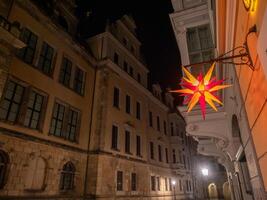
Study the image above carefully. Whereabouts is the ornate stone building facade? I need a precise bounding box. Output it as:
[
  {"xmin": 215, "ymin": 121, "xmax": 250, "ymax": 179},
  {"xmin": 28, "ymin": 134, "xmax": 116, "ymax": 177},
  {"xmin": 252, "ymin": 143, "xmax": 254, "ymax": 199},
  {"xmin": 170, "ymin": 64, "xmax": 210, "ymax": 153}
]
[{"xmin": 0, "ymin": 0, "xmax": 196, "ymax": 199}]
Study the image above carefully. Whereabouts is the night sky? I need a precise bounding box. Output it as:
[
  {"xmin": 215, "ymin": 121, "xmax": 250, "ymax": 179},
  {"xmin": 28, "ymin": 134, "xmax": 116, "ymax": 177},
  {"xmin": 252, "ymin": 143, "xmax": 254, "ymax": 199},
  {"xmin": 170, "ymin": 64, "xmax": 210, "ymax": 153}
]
[{"xmin": 77, "ymin": 0, "xmax": 182, "ymax": 101}]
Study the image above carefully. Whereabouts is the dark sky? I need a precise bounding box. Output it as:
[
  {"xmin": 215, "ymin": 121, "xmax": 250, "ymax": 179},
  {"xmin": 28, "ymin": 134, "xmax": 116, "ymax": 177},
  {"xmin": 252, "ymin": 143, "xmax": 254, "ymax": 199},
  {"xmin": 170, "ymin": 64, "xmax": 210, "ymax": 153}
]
[{"xmin": 76, "ymin": 0, "xmax": 182, "ymax": 93}]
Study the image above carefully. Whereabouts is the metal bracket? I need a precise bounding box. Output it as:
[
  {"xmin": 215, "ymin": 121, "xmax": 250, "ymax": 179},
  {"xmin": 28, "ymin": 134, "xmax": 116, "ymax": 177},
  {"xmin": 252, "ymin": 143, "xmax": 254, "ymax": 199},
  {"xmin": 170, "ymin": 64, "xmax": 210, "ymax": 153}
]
[{"xmin": 184, "ymin": 25, "xmax": 257, "ymax": 70}]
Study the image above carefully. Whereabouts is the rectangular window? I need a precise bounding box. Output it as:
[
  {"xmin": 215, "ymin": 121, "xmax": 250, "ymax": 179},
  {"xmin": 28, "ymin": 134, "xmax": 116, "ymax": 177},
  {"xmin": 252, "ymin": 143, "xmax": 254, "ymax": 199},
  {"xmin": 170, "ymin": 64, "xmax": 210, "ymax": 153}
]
[
  {"xmin": 17, "ymin": 28, "xmax": 38, "ymax": 64},
  {"xmin": 123, "ymin": 61, "xmax": 128, "ymax": 72},
  {"xmin": 123, "ymin": 37, "xmax": 127, "ymax": 46},
  {"xmin": 50, "ymin": 102, "xmax": 65, "ymax": 137},
  {"xmin": 158, "ymin": 145, "xmax": 162, "ymax": 162},
  {"xmin": 179, "ymin": 180, "xmax": 183, "ymax": 191},
  {"xmin": 113, "ymin": 87, "xmax": 120, "ymax": 108},
  {"xmin": 74, "ymin": 67, "xmax": 85, "ymax": 95},
  {"xmin": 136, "ymin": 101, "xmax": 141, "ymax": 119},
  {"xmin": 0, "ymin": 81, "xmax": 24, "ymax": 122},
  {"xmin": 163, "ymin": 120, "xmax": 167, "ymax": 135},
  {"xmin": 131, "ymin": 173, "xmax": 137, "ymax": 191},
  {"xmin": 169, "ymin": 178, "xmax": 172, "ymax": 191},
  {"xmin": 37, "ymin": 42, "xmax": 54, "ymax": 74},
  {"xmin": 126, "ymin": 95, "xmax": 131, "ymax": 114},
  {"xmin": 157, "ymin": 116, "xmax": 160, "ymax": 131},
  {"xmin": 149, "ymin": 111, "xmax": 153, "ymax": 127},
  {"xmin": 157, "ymin": 177, "xmax": 160, "ymax": 191},
  {"xmin": 111, "ymin": 125, "xmax": 118, "ymax": 150},
  {"xmin": 136, "ymin": 135, "xmax": 141, "ymax": 156},
  {"xmin": 117, "ymin": 171, "xmax": 123, "ymax": 191},
  {"xmin": 186, "ymin": 24, "xmax": 214, "ymax": 76},
  {"xmin": 173, "ymin": 149, "xmax": 176, "ymax": 163},
  {"xmin": 150, "ymin": 142, "xmax": 154, "ymax": 159},
  {"xmin": 49, "ymin": 103, "xmax": 80, "ymax": 142},
  {"xmin": 129, "ymin": 66, "xmax": 133, "ymax": 76},
  {"xmin": 165, "ymin": 177, "xmax": 168, "ymax": 191},
  {"xmin": 137, "ymin": 73, "xmax": 141, "ymax": 83},
  {"xmin": 151, "ymin": 176, "xmax": 156, "ymax": 191},
  {"xmin": 114, "ymin": 52, "xmax": 119, "ymax": 64},
  {"xmin": 171, "ymin": 122, "xmax": 174, "ymax": 136},
  {"xmin": 125, "ymin": 130, "xmax": 130, "ymax": 154},
  {"xmin": 165, "ymin": 148, "xmax": 169, "ymax": 163},
  {"xmin": 24, "ymin": 91, "xmax": 44, "ymax": 129},
  {"xmin": 59, "ymin": 57, "xmax": 72, "ymax": 87},
  {"xmin": 66, "ymin": 109, "xmax": 79, "ymax": 142}
]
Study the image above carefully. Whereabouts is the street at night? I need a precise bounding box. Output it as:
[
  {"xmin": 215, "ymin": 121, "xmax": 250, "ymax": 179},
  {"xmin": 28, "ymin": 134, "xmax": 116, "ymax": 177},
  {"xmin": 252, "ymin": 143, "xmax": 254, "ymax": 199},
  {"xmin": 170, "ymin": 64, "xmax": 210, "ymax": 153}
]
[{"xmin": 0, "ymin": 0, "xmax": 266, "ymax": 199}]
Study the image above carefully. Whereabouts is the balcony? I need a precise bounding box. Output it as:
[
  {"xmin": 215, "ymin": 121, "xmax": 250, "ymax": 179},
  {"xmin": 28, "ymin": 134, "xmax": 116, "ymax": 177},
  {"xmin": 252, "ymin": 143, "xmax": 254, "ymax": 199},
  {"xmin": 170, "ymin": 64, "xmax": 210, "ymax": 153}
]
[{"xmin": 0, "ymin": 15, "xmax": 25, "ymax": 48}]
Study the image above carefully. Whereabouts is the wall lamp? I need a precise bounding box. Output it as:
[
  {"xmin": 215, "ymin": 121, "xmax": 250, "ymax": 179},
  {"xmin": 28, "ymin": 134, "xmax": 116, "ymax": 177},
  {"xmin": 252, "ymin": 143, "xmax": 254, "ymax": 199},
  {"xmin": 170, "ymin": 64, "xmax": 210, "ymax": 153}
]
[{"xmin": 183, "ymin": 25, "xmax": 257, "ymax": 71}]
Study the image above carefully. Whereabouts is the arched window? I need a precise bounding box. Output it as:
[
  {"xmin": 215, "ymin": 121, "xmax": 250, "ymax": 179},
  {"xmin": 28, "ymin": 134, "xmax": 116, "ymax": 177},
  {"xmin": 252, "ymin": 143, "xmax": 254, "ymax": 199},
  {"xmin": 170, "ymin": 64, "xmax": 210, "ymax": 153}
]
[
  {"xmin": 60, "ymin": 161, "xmax": 75, "ymax": 191},
  {"xmin": 0, "ymin": 150, "xmax": 9, "ymax": 189}
]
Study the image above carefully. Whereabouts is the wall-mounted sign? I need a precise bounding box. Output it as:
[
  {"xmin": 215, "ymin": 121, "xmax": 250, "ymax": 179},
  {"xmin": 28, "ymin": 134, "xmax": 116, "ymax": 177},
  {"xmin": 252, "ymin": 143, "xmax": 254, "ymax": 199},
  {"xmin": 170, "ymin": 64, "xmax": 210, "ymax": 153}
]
[
  {"xmin": 170, "ymin": 63, "xmax": 231, "ymax": 120},
  {"xmin": 243, "ymin": 0, "xmax": 256, "ymax": 12}
]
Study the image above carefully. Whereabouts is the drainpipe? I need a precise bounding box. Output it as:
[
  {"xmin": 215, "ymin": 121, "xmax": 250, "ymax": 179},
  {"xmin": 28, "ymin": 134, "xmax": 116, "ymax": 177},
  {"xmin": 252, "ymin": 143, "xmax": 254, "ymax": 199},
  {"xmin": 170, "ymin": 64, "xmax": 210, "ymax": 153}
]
[
  {"xmin": 83, "ymin": 35, "xmax": 104, "ymax": 199},
  {"xmin": 83, "ymin": 62, "xmax": 98, "ymax": 199}
]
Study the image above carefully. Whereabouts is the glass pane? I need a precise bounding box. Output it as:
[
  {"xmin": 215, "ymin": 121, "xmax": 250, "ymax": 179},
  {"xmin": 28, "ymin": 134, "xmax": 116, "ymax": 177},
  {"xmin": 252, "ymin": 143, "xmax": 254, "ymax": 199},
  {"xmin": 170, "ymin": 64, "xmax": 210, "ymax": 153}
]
[
  {"xmin": 7, "ymin": 112, "xmax": 16, "ymax": 122},
  {"xmin": 198, "ymin": 25, "xmax": 213, "ymax": 49},
  {"xmin": 187, "ymin": 28, "xmax": 200, "ymax": 52},
  {"xmin": 30, "ymin": 119, "xmax": 38, "ymax": 129}
]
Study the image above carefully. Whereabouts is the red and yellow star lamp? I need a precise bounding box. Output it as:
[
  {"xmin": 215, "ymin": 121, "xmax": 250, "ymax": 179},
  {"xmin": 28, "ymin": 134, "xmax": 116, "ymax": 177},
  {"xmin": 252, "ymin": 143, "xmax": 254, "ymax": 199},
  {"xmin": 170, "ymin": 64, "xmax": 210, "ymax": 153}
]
[{"xmin": 170, "ymin": 63, "xmax": 231, "ymax": 119}]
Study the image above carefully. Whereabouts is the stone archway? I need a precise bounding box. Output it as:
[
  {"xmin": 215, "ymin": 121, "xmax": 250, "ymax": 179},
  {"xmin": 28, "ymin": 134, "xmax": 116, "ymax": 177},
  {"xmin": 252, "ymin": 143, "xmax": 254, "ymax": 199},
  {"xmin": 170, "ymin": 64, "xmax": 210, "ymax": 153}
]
[{"xmin": 208, "ymin": 183, "xmax": 218, "ymax": 199}]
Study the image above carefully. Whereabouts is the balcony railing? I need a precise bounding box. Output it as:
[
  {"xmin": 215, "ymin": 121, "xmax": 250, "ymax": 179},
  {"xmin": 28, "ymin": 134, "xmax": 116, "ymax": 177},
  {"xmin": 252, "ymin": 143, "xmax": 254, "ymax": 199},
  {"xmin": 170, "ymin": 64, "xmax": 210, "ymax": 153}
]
[
  {"xmin": 0, "ymin": 15, "xmax": 25, "ymax": 48},
  {"xmin": 0, "ymin": 15, "xmax": 21, "ymax": 38}
]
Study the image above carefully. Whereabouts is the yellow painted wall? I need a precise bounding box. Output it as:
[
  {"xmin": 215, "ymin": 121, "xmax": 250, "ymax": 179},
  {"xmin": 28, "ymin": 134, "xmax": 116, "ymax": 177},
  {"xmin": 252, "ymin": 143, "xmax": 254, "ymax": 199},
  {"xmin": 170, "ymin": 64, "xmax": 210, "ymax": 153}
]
[{"xmin": 234, "ymin": 0, "xmax": 267, "ymax": 191}]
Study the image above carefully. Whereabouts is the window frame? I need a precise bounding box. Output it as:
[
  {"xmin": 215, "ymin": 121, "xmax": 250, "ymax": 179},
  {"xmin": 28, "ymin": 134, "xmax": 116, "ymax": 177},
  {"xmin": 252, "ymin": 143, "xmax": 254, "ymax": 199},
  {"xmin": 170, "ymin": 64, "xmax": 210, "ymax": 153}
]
[
  {"xmin": 116, "ymin": 171, "xmax": 123, "ymax": 191},
  {"xmin": 59, "ymin": 161, "xmax": 75, "ymax": 192},
  {"xmin": 17, "ymin": 27, "xmax": 38, "ymax": 64},
  {"xmin": 59, "ymin": 56, "xmax": 73, "ymax": 88},
  {"xmin": 113, "ymin": 87, "xmax": 120, "ymax": 108},
  {"xmin": 111, "ymin": 125, "xmax": 119, "ymax": 150},
  {"xmin": 49, "ymin": 100, "xmax": 81, "ymax": 142},
  {"xmin": 125, "ymin": 95, "xmax": 131, "ymax": 114},
  {"xmin": 37, "ymin": 41, "xmax": 55, "ymax": 75},
  {"xmin": 73, "ymin": 66, "xmax": 86, "ymax": 95}
]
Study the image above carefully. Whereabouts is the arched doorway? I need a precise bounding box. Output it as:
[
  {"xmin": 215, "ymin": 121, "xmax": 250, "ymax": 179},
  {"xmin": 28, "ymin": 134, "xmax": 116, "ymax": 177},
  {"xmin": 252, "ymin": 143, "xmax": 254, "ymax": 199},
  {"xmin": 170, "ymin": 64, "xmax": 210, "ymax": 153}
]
[
  {"xmin": 208, "ymin": 183, "xmax": 218, "ymax": 199},
  {"xmin": 223, "ymin": 182, "xmax": 231, "ymax": 200}
]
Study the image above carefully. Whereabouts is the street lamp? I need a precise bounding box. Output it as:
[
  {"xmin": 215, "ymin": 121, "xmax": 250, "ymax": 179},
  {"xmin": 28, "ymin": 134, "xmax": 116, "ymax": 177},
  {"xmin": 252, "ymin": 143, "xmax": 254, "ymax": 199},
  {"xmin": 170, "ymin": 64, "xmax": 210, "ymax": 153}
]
[
  {"xmin": 201, "ymin": 168, "xmax": 209, "ymax": 176},
  {"xmin": 172, "ymin": 180, "xmax": 176, "ymax": 200}
]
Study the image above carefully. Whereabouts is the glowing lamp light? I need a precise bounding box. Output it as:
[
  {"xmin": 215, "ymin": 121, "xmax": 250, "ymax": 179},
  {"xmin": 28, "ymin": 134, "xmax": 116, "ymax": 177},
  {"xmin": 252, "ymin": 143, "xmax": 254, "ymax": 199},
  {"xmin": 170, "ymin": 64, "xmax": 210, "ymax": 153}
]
[
  {"xmin": 201, "ymin": 168, "xmax": 209, "ymax": 176},
  {"xmin": 172, "ymin": 180, "xmax": 176, "ymax": 185},
  {"xmin": 170, "ymin": 63, "xmax": 231, "ymax": 119},
  {"xmin": 243, "ymin": 0, "xmax": 257, "ymax": 12}
]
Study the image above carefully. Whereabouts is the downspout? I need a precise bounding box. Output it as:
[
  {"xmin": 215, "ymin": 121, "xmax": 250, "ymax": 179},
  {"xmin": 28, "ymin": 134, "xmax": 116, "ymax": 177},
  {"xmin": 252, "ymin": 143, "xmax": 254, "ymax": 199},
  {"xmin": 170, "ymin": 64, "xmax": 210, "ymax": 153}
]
[
  {"xmin": 83, "ymin": 36, "xmax": 104, "ymax": 199},
  {"xmin": 83, "ymin": 62, "xmax": 97, "ymax": 199}
]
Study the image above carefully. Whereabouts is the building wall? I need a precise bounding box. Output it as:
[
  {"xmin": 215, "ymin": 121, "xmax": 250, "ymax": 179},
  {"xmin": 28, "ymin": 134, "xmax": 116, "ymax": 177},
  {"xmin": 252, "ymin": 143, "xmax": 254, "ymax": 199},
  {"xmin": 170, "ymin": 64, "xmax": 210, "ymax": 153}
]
[
  {"xmin": 0, "ymin": 0, "xmax": 95, "ymax": 199},
  {"xmin": 0, "ymin": 1, "xmax": 197, "ymax": 200},
  {"xmin": 231, "ymin": 0, "xmax": 267, "ymax": 195},
  {"xmin": 87, "ymin": 16, "xmax": 195, "ymax": 199}
]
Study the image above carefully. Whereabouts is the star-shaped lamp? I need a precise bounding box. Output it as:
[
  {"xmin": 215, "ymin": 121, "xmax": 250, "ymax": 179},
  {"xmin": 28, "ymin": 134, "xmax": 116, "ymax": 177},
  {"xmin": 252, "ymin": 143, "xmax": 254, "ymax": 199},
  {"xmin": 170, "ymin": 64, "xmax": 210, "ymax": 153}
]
[{"xmin": 170, "ymin": 63, "xmax": 231, "ymax": 119}]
